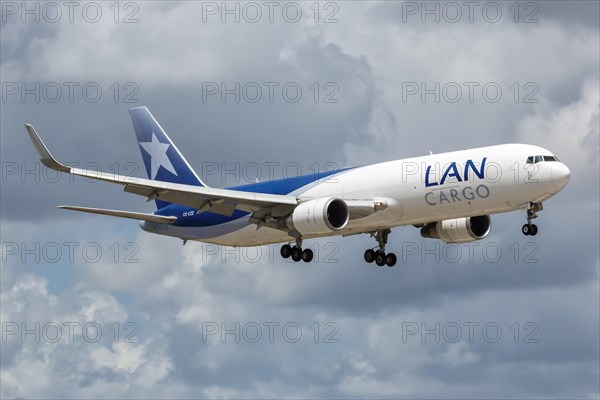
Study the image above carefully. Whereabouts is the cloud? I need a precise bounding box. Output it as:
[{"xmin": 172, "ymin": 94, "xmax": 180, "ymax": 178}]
[
  {"xmin": 1, "ymin": 1, "xmax": 599, "ymax": 398},
  {"xmin": 517, "ymin": 77, "xmax": 599, "ymax": 188}
]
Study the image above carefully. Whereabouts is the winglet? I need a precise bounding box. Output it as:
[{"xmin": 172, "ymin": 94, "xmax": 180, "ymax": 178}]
[{"xmin": 24, "ymin": 124, "xmax": 70, "ymax": 172}]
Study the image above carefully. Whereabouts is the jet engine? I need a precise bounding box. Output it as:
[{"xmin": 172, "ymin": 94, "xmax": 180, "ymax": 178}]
[
  {"xmin": 287, "ymin": 197, "xmax": 349, "ymax": 235},
  {"xmin": 420, "ymin": 215, "xmax": 491, "ymax": 243}
]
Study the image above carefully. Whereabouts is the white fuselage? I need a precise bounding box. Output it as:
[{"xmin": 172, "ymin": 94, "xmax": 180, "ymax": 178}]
[{"xmin": 144, "ymin": 143, "xmax": 570, "ymax": 246}]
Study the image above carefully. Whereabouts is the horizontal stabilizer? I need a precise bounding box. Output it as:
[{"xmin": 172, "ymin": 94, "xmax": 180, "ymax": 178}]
[{"xmin": 58, "ymin": 205, "xmax": 177, "ymax": 224}]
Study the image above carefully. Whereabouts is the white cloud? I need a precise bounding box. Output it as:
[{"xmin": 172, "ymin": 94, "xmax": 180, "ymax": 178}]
[{"xmin": 517, "ymin": 77, "xmax": 599, "ymax": 175}]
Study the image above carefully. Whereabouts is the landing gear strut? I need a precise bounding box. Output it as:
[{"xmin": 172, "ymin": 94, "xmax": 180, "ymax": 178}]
[
  {"xmin": 280, "ymin": 237, "xmax": 313, "ymax": 263},
  {"xmin": 522, "ymin": 202, "xmax": 542, "ymax": 236},
  {"xmin": 364, "ymin": 229, "xmax": 397, "ymax": 267}
]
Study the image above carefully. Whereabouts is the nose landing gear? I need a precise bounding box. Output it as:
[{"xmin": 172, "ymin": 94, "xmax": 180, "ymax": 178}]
[{"xmin": 522, "ymin": 202, "xmax": 542, "ymax": 236}]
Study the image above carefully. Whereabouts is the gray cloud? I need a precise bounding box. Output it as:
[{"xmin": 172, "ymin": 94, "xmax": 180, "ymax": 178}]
[{"xmin": 1, "ymin": 1, "xmax": 599, "ymax": 399}]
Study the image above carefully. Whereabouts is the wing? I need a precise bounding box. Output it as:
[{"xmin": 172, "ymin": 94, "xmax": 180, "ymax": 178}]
[
  {"xmin": 25, "ymin": 124, "xmax": 298, "ymax": 216},
  {"xmin": 58, "ymin": 205, "xmax": 178, "ymax": 223}
]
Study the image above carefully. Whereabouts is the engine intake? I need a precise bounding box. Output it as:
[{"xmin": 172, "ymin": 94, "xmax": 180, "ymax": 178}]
[
  {"xmin": 287, "ymin": 197, "xmax": 349, "ymax": 235},
  {"xmin": 421, "ymin": 215, "xmax": 491, "ymax": 243}
]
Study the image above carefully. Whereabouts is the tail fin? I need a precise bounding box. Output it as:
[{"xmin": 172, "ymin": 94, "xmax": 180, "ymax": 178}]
[{"xmin": 129, "ymin": 106, "xmax": 205, "ymax": 209}]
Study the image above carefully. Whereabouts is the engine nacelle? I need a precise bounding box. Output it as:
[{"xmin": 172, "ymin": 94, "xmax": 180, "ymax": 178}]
[
  {"xmin": 420, "ymin": 215, "xmax": 491, "ymax": 243},
  {"xmin": 287, "ymin": 197, "xmax": 349, "ymax": 235}
]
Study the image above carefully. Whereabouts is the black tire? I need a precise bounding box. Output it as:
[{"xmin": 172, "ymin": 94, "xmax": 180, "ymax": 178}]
[
  {"xmin": 302, "ymin": 249, "xmax": 314, "ymax": 263},
  {"xmin": 522, "ymin": 224, "xmax": 531, "ymax": 235},
  {"xmin": 364, "ymin": 249, "xmax": 376, "ymax": 263},
  {"xmin": 385, "ymin": 253, "xmax": 397, "ymax": 267},
  {"xmin": 530, "ymin": 224, "xmax": 538, "ymax": 236},
  {"xmin": 375, "ymin": 252, "xmax": 386, "ymax": 267},
  {"xmin": 280, "ymin": 244, "xmax": 292, "ymax": 258},
  {"xmin": 291, "ymin": 246, "xmax": 302, "ymax": 262}
]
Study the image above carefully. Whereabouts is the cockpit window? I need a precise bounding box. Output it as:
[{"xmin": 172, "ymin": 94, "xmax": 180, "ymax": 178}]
[{"xmin": 527, "ymin": 155, "xmax": 560, "ymax": 164}]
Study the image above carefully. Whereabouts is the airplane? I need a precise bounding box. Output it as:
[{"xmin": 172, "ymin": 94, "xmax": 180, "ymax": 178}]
[{"xmin": 24, "ymin": 106, "xmax": 571, "ymax": 267}]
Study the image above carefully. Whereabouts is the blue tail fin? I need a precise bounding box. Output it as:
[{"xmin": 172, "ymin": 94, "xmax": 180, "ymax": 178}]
[{"xmin": 129, "ymin": 106, "xmax": 205, "ymax": 209}]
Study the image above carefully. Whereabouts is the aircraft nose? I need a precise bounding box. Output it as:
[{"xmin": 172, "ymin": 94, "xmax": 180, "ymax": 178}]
[{"xmin": 551, "ymin": 162, "xmax": 571, "ymax": 190}]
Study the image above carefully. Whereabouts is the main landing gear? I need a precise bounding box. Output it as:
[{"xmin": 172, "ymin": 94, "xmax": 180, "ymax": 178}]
[
  {"xmin": 364, "ymin": 229, "xmax": 397, "ymax": 267},
  {"xmin": 522, "ymin": 202, "xmax": 542, "ymax": 236},
  {"xmin": 280, "ymin": 238, "xmax": 313, "ymax": 263}
]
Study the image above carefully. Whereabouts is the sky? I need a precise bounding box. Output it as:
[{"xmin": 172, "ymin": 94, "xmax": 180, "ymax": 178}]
[{"xmin": 1, "ymin": 1, "xmax": 599, "ymax": 398}]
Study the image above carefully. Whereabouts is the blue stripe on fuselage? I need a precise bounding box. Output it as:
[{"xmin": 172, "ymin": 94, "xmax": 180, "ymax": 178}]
[{"xmin": 155, "ymin": 168, "xmax": 353, "ymax": 227}]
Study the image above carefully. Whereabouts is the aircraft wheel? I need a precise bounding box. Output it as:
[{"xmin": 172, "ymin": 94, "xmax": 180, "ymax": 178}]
[
  {"xmin": 364, "ymin": 249, "xmax": 376, "ymax": 263},
  {"xmin": 530, "ymin": 224, "xmax": 538, "ymax": 236},
  {"xmin": 280, "ymin": 244, "xmax": 292, "ymax": 258},
  {"xmin": 375, "ymin": 252, "xmax": 386, "ymax": 267},
  {"xmin": 302, "ymin": 249, "xmax": 314, "ymax": 263},
  {"xmin": 385, "ymin": 253, "xmax": 397, "ymax": 267},
  {"xmin": 522, "ymin": 224, "xmax": 531, "ymax": 236},
  {"xmin": 291, "ymin": 246, "xmax": 302, "ymax": 262}
]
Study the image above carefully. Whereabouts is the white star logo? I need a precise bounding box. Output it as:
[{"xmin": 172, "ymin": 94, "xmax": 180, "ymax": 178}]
[{"xmin": 139, "ymin": 132, "xmax": 178, "ymax": 179}]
